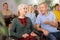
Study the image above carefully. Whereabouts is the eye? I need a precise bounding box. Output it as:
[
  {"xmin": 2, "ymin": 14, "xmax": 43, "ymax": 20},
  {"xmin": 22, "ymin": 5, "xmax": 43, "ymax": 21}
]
[{"xmin": 23, "ymin": 8, "xmax": 27, "ymax": 10}]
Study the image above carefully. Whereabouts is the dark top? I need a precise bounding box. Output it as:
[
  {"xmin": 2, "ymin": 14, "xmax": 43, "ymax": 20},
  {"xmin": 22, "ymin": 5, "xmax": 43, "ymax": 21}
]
[
  {"xmin": 18, "ymin": 17, "xmax": 27, "ymax": 26},
  {"xmin": 10, "ymin": 17, "xmax": 35, "ymax": 38}
]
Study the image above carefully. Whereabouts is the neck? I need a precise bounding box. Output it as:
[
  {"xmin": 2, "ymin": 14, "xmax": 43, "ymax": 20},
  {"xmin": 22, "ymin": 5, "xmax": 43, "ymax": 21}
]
[
  {"xmin": 56, "ymin": 10, "xmax": 59, "ymax": 11},
  {"xmin": 18, "ymin": 15, "xmax": 25, "ymax": 19},
  {"xmin": 4, "ymin": 9, "xmax": 8, "ymax": 11},
  {"xmin": 28, "ymin": 11, "xmax": 32, "ymax": 13},
  {"xmin": 43, "ymin": 11, "xmax": 48, "ymax": 16}
]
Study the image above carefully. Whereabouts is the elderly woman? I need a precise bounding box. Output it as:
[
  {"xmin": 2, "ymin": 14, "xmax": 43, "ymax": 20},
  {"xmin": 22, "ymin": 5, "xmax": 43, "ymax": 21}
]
[{"xmin": 10, "ymin": 4, "xmax": 37, "ymax": 40}]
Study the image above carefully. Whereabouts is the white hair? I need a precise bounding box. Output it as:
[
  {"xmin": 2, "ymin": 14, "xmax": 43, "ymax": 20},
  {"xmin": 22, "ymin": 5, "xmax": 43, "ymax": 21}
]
[
  {"xmin": 17, "ymin": 4, "xmax": 27, "ymax": 12},
  {"xmin": 39, "ymin": 2, "xmax": 48, "ymax": 7},
  {"xmin": 16, "ymin": 4, "xmax": 27, "ymax": 16}
]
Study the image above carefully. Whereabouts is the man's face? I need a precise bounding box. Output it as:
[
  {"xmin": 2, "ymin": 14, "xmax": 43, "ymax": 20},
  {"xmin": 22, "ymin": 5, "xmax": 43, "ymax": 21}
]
[
  {"xmin": 34, "ymin": 6, "xmax": 37, "ymax": 10},
  {"xmin": 39, "ymin": 4, "xmax": 48, "ymax": 14},
  {"xmin": 28, "ymin": 5, "xmax": 33, "ymax": 12}
]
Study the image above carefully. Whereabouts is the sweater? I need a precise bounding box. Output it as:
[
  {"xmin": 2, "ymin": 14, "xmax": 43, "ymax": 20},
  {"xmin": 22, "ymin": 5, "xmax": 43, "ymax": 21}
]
[{"xmin": 10, "ymin": 17, "xmax": 35, "ymax": 38}]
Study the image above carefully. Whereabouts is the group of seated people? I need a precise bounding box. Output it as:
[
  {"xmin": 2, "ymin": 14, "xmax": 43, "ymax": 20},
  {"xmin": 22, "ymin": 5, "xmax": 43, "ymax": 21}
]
[{"xmin": 0, "ymin": 2, "xmax": 60, "ymax": 40}]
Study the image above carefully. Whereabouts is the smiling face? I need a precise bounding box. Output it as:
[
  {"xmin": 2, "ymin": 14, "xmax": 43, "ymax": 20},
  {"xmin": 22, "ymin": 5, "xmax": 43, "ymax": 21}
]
[
  {"xmin": 55, "ymin": 5, "xmax": 60, "ymax": 11},
  {"xmin": 39, "ymin": 3, "xmax": 48, "ymax": 14},
  {"xmin": 54, "ymin": 4, "xmax": 60, "ymax": 11},
  {"xmin": 18, "ymin": 4, "xmax": 27, "ymax": 16},
  {"xmin": 20, "ymin": 7, "xmax": 27, "ymax": 15}
]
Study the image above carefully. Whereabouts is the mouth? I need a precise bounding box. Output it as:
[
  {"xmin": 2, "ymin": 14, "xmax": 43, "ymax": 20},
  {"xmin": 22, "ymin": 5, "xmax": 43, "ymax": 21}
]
[{"xmin": 25, "ymin": 11, "xmax": 27, "ymax": 13}]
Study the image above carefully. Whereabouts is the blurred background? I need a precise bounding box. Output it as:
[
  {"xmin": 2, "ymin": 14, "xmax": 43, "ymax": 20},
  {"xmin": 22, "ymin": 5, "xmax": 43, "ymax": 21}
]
[{"xmin": 0, "ymin": 0, "xmax": 60, "ymax": 14}]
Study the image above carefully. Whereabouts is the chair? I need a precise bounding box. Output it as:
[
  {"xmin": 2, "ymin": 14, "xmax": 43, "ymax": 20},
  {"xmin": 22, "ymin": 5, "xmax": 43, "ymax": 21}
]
[
  {"xmin": 34, "ymin": 31, "xmax": 46, "ymax": 40},
  {"xmin": 57, "ymin": 22, "xmax": 60, "ymax": 30}
]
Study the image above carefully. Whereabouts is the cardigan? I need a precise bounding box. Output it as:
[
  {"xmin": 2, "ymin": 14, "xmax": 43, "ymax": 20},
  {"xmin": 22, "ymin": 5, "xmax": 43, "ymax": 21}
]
[
  {"xmin": 10, "ymin": 17, "xmax": 35, "ymax": 38},
  {"xmin": 18, "ymin": 18, "xmax": 27, "ymax": 26}
]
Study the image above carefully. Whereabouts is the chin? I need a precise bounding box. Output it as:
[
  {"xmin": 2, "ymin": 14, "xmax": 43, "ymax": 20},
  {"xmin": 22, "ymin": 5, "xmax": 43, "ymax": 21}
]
[
  {"xmin": 23, "ymin": 13, "xmax": 26, "ymax": 15},
  {"xmin": 41, "ymin": 12, "xmax": 44, "ymax": 14}
]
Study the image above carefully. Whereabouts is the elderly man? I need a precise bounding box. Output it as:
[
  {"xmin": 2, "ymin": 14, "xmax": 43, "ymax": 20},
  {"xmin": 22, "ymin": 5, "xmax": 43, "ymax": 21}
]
[{"xmin": 35, "ymin": 2, "xmax": 60, "ymax": 40}]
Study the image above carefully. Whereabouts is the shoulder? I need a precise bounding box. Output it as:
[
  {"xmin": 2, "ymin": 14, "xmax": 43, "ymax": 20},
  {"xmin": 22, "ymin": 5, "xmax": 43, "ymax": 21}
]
[
  {"xmin": 12, "ymin": 17, "xmax": 18, "ymax": 22},
  {"xmin": 49, "ymin": 11, "xmax": 55, "ymax": 16},
  {"xmin": 49, "ymin": 11, "xmax": 56, "ymax": 18},
  {"xmin": 26, "ymin": 17, "xmax": 32, "ymax": 22},
  {"xmin": 25, "ymin": 13, "xmax": 29, "ymax": 16},
  {"xmin": 37, "ymin": 13, "xmax": 41, "ymax": 18},
  {"xmin": 32, "ymin": 12, "xmax": 35, "ymax": 15},
  {"xmin": 0, "ymin": 12, "xmax": 4, "ymax": 18},
  {"xmin": 8, "ymin": 10, "xmax": 12, "ymax": 12},
  {"xmin": 26, "ymin": 17, "xmax": 31, "ymax": 20},
  {"xmin": 8, "ymin": 10, "xmax": 12, "ymax": 14}
]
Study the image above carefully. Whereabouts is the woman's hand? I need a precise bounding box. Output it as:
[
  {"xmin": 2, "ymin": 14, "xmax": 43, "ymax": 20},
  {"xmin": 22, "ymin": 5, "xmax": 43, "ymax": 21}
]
[
  {"xmin": 30, "ymin": 32, "xmax": 37, "ymax": 36},
  {"xmin": 22, "ymin": 33, "xmax": 29, "ymax": 38}
]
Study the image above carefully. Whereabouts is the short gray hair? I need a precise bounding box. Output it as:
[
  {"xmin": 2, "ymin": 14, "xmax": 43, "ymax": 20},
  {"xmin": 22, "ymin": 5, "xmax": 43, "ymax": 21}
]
[{"xmin": 39, "ymin": 2, "xmax": 48, "ymax": 7}]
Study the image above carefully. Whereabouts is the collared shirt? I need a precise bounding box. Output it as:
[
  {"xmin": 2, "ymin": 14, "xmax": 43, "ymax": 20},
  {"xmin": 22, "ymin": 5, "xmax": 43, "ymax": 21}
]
[
  {"xmin": 35, "ymin": 11, "xmax": 59, "ymax": 32},
  {"xmin": 25, "ymin": 12, "xmax": 36, "ymax": 26}
]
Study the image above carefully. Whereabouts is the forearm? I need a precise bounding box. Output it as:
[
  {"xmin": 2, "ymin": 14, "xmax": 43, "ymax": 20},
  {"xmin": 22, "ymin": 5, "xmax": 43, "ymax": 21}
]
[
  {"xmin": 49, "ymin": 22, "xmax": 58, "ymax": 27},
  {"xmin": 36, "ymin": 27, "xmax": 45, "ymax": 32},
  {"xmin": 10, "ymin": 32, "xmax": 22, "ymax": 38}
]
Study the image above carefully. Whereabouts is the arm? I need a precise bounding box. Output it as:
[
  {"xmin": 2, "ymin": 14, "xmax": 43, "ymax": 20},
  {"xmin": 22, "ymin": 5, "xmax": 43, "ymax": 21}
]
[
  {"xmin": 43, "ymin": 19, "xmax": 58, "ymax": 27},
  {"xmin": 35, "ymin": 24, "xmax": 49, "ymax": 36},
  {"xmin": 10, "ymin": 18, "xmax": 23, "ymax": 38},
  {"xmin": 10, "ymin": 18, "xmax": 25, "ymax": 38},
  {"xmin": 35, "ymin": 14, "xmax": 49, "ymax": 36},
  {"xmin": 49, "ymin": 19, "xmax": 58, "ymax": 27},
  {"xmin": 50, "ymin": 13, "xmax": 58, "ymax": 27},
  {"xmin": 10, "ymin": 19, "xmax": 18, "ymax": 37},
  {"xmin": 43, "ymin": 13, "xmax": 58, "ymax": 27}
]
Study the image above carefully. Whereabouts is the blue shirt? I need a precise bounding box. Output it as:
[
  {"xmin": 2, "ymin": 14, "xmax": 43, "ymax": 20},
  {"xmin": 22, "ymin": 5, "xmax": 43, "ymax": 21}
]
[
  {"xmin": 35, "ymin": 11, "xmax": 59, "ymax": 32},
  {"xmin": 25, "ymin": 12, "xmax": 36, "ymax": 25}
]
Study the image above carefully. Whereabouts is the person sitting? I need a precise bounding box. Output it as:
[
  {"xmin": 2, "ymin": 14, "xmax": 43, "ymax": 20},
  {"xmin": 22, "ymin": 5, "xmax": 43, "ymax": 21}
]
[
  {"xmin": 35, "ymin": 2, "xmax": 60, "ymax": 40},
  {"xmin": 10, "ymin": 4, "xmax": 37, "ymax": 40},
  {"xmin": 53, "ymin": 4, "xmax": 60, "ymax": 29}
]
